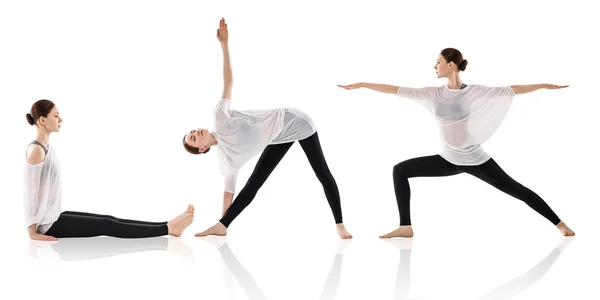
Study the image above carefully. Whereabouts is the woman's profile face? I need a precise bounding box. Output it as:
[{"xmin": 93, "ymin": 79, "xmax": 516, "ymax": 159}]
[
  {"xmin": 434, "ymin": 54, "xmax": 452, "ymax": 79},
  {"xmin": 41, "ymin": 106, "xmax": 63, "ymax": 132}
]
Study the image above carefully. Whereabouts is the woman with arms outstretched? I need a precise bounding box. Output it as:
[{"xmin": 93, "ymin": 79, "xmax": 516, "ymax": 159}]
[{"xmin": 339, "ymin": 48, "xmax": 575, "ymax": 238}]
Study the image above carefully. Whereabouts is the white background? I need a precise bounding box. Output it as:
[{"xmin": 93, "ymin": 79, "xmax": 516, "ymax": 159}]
[{"xmin": 1, "ymin": 0, "xmax": 598, "ymax": 299}]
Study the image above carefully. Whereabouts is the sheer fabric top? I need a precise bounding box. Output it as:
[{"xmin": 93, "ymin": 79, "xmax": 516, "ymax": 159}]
[
  {"xmin": 212, "ymin": 98, "xmax": 317, "ymax": 193},
  {"xmin": 23, "ymin": 144, "xmax": 62, "ymax": 234},
  {"xmin": 396, "ymin": 84, "xmax": 515, "ymax": 165}
]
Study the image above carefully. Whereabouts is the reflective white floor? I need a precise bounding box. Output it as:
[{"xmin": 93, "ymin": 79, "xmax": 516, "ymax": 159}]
[{"xmin": 8, "ymin": 231, "xmax": 596, "ymax": 300}]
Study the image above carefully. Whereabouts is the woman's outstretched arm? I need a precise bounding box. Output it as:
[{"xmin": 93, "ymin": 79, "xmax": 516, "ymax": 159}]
[
  {"xmin": 218, "ymin": 18, "xmax": 233, "ymax": 100},
  {"xmin": 338, "ymin": 82, "xmax": 398, "ymax": 94},
  {"xmin": 511, "ymin": 84, "xmax": 568, "ymax": 95},
  {"xmin": 338, "ymin": 82, "xmax": 438, "ymax": 106}
]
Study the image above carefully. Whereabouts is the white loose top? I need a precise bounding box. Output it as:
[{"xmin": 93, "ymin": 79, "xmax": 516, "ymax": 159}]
[
  {"xmin": 396, "ymin": 84, "xmax": 515, "ymax": 165},
  {"xmin": 212, "ymin": 98, "xmax": 317, "ymax": 193},
  {"xmin": 23, "ymin": 145, "xmax": 62, "ymax": 234}
]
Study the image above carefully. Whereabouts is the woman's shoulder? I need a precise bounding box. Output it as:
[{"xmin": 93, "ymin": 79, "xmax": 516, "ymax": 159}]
[{"xmin": 25, "ymin": 144, "xmax": 46, "ymax": 165}]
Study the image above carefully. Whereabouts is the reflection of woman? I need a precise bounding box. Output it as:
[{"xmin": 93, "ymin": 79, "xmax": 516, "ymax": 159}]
[
  {"xmin": 210, "ymin": 241, "xmax": 346, "ymax": 300},
  {"xmin": 24, "ymin": 99, "xmax": 194, "ymax": 241},
  {"xmin": 182, "ymin": 19, "xmax": 352, "ymax": 239},
  {"xmin": 339, "ymin": 48, "xmax": 575, "ymax": 238}
]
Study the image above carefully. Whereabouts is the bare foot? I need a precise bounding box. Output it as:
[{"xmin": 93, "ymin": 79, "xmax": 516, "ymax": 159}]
[
  {"xmin": 167, "ymin": 205, "xmax": 195, "ymax": 237},
  {"xmin": 336, "ymin": 224, "xmax": 353, "ymax": 239},
  {"xmin": 379, "ymin": 225, "xmax": 414, "ymax": 239},
  {"xmin": 195, "ymin": 222, "xmax": 227, "ymax": 237},
  {"xmin": 556, "ymin": 221, "xmax": 575, "ymax": 236}
]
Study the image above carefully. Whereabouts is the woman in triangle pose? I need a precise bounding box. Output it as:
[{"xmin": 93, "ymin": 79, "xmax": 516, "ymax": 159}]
[
  {"xmin": 338, "ymin": 48, "xmax": 575, "ymax": 238},
  {"xmin": 182, "ymin": 18, "xmax": 352, "ymax": 239}
]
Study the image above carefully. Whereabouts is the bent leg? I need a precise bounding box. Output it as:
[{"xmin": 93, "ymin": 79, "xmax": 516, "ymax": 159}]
[{"xmin": 392, "ymin": 155, "xmax": 462, "ymax": 226}]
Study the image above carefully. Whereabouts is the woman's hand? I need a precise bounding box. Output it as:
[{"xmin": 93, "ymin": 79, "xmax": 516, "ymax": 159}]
[
  {"xmin": 217, "ymin": 18, "xmax": 228, "ymax": 44},
  {"xmin": 30, "ymin": 233, "xmax": 58, "ymax": 241},
  {"xmin": 337, "ymin": 83, "xmax": 363, "ymax": 90},
  {"xmin": 544, "ymin": 84, "xmax": 569, "ymax": 90}
]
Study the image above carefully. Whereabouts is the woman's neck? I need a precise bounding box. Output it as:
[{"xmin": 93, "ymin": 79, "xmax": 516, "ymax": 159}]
[
  {"xmin": 446, "ymin": 72, "xmax": 462, "ymax": 89},
  {"xmin": 35, "ymin": 129, "xmax": 50, "ymax": 147},
  {"xmin": 208, "ymin": 133, "xmax": 218, "ymax": 146}
]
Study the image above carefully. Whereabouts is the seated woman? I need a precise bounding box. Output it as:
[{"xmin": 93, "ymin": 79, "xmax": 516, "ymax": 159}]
[{"xmin": 24, "ymin": 99, "xmax": 194, "ymax": 240}]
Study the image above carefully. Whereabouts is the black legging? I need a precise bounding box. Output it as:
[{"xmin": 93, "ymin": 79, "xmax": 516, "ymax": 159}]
[
  {"xmin": 45, "ymin": 211, "xmax": 169, "ymax": 238},
  {"xmin": 220, "ymin": 131, "xmax": 343, "ymax": 227},
  {"xmin": 393, "ymin": 155, "xmax": 561, "ymax": 226}
]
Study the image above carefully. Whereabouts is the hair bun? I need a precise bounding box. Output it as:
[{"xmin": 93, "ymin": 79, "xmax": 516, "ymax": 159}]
[
  {"xmin": 26, "ymin": 113, "xmax": 35, "ymax": 125},
  {"xmin": 459, "ymin": 59, "xmax": 468, "ymax": 71}
]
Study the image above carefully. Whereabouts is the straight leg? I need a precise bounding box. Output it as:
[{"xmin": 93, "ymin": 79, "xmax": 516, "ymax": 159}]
[
  {"xmin": 45, "ymin": 211, "xmax": 169, "ymax": 238},
  {"xmin": 61, "ymin": 211, "xmax": 167, "ymax": 226},
  {"xmin": 298, "ymin": 132, "xmax": 344, "ymax": 224},
  {"xmin": 219, "ymin": 142, "xmax": 295, "ymax": 227},
  {"xmin": 459, "ymin": 158, "xmax": 562, "ymax": 225}
]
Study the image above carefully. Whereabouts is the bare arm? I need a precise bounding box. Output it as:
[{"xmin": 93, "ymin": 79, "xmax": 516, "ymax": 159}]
[
  {"xmin": 26, "ymin": 145, "xmax": 45, "ymax": 165},
  {"xmin": 28, "ymin": 224, "xmax": 37, "ymax": 237},
  {"xmin": 218, "ymin": 18, "xmax": 233, "ymax": 100},
  {"xmin": 222, "ymin": 192, "xmax": 234, "ymax": 216},
  {"xmin": 511, "ymin": 84, "xmax": 568, "ymax": 95},
  {"xmin": 338, "ymin": 82, "xmax": 399, "ymax": 94},
  {"xmin": 338, "ymin": 82, "xmax": 437, "ymax": 106},
  {"xmin": 25, "ymin": 147, "xmax": 57, "ymax": 241}
]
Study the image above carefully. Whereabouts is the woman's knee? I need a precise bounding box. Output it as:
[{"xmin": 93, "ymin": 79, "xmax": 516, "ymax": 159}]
[
  {"xmin": 317, "ymin": 171, "xmax": 336, "ymax": 185},
  {"xmin": 393, "ymin": 161, "xmax": 410, "ymax": 178}
]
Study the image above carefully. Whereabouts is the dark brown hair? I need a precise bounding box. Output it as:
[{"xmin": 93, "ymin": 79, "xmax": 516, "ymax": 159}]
[
  {"xmin": 26, "ymin": 99, "xmax": 55, "ymax": 126},
  {"xmin": 182, "ymin": 134, "xmax": 210, "ymax": 155},
  {"xmin": 441, "ymin": 48, "xmax": 468, "ymax": 72}
]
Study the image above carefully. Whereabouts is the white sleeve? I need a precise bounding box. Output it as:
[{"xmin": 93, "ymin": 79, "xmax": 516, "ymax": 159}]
[
  {"xmin": 23, "ymin": 164, "xmax": 45, "ymax": 228},
  {"xmin": 214, "ymin": 98, "xmax": 233, "ymax": 128},
  {"xmin": 395, "ymin": 86, "xmax": 438, "ymax": 112},
  {"xmin": 216, "ymin": 98, "xmax": 231, "ymax": 114},
  {"xmin": 470, "ymin": 85, "xmax": 516, "ymax": 99},
  {"xmin": 224, "ymin": 171, "xmax": 238, "ymax": 194}
]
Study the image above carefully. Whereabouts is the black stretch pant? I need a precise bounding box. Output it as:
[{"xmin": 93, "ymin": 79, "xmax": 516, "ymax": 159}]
[
  {"xmin": 392, "ymin": 155, "xmax": 561, "ymax": 226},
  {"xmin": 220, "ymin": 132, "xmax": 343, "ymax": 227},
  {"xmin": 45, "ymin": 211, "xmax": 169, "ymax": 238}
]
